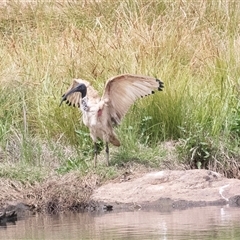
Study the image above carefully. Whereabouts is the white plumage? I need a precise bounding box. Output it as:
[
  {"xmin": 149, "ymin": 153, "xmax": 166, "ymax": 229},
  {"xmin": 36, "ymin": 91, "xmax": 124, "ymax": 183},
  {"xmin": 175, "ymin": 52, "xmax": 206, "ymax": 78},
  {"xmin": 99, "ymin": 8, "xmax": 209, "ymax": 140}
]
[{"xmin": 60, "ymin": 74, "xmax": 164, "ymax": 166}]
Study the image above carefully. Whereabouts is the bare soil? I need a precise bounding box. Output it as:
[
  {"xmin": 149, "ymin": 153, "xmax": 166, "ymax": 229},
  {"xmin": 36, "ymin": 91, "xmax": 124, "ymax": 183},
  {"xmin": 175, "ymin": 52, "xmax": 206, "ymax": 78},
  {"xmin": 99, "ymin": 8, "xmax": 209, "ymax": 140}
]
[{"xmin": 91, "ymin": 169, "xmax": 240, "ymax": 210}]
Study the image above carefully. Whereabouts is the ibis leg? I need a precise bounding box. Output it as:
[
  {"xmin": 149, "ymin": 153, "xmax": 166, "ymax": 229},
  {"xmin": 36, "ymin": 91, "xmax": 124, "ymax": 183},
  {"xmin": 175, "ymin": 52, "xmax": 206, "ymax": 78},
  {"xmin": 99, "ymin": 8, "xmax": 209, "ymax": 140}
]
[
  {"xmin": 105, "ymin": 142, "xmax": 109, "ymax": 166},
  {"xmin": 94, "ymin": 142, "xmax": 98, "ymax": 167}
]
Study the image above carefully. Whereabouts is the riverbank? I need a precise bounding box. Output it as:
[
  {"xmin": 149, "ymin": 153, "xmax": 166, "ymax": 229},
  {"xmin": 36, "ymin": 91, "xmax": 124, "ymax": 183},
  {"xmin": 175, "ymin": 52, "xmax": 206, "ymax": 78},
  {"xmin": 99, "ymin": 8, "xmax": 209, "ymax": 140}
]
[
  {"xmin": 2, "ymin": 140, "xmax": 240, "ymax": 219},
  {"xmin": 1, "ymin": 141, "xmax": 240, "ymax": 217},
  {"xmin": 1, "ymin": 167, "xmax": 240, "ymax": 225}
]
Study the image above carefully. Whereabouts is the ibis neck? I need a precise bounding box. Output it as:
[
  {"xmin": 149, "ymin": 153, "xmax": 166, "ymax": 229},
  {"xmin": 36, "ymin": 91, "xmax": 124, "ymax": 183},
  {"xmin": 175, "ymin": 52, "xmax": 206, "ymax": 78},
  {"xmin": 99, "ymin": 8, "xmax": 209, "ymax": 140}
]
[{"xmin": 81, "ymin": 97, "xmax": 89, "ymax": 111}]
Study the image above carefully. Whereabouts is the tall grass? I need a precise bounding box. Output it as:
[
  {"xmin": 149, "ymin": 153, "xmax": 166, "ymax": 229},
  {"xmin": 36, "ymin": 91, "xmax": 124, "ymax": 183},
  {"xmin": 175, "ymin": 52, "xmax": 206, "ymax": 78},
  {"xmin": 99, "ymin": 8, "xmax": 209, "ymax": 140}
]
[{"xmin": 0, "ymin": 1, "xmax": 240, "ymax": 178}]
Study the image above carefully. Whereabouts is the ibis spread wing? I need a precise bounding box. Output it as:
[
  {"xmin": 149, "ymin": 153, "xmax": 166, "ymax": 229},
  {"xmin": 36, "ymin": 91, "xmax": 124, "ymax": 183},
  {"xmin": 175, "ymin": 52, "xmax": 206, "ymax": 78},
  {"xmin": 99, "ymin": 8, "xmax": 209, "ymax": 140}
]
[
  {"xmin": 102, "ymin": 74, "xmax": 163, "ymax": 124},
  {"xmin": 61, "ymin": 79, "xmax": 100, "ymax": 107}
]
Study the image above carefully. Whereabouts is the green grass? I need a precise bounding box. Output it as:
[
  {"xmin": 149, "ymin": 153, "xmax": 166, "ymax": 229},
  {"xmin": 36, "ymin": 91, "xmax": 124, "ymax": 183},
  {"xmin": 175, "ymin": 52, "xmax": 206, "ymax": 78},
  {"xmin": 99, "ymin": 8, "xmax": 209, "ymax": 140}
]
[{"xmin": 0, "ymin": 0, "xmax": 240, "ymax": 182}]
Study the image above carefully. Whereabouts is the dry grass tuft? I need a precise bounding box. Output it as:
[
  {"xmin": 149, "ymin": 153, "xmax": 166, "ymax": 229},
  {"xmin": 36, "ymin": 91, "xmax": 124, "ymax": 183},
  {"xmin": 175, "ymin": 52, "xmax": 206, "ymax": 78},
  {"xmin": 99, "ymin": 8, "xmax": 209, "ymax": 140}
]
[
  {"xmin": 24, "ymin": 172, "xmax": 100, "ymax": 213},
  {"xmin": 0, "ymin": 172, "xmax": 100, "ymax": 213},
  {"xmin": 0, "ymin": 179, "xmax": 25, "ymax": 207}
]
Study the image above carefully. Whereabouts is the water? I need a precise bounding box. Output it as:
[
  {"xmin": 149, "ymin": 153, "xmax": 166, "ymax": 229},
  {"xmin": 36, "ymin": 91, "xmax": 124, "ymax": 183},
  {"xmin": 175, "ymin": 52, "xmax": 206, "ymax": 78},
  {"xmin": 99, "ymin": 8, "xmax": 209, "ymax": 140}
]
[{"xmin": 0, "ymin": 206, "xmax": 240, "ymax": 240}]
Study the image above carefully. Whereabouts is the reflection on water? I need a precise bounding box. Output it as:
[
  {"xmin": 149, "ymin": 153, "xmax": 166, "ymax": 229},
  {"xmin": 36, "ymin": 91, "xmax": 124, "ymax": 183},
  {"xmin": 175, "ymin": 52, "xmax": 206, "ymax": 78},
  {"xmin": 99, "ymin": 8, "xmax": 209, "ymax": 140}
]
[{"xmin": 0, "ymin": 206, "xmax": 240, "ymax": 239}]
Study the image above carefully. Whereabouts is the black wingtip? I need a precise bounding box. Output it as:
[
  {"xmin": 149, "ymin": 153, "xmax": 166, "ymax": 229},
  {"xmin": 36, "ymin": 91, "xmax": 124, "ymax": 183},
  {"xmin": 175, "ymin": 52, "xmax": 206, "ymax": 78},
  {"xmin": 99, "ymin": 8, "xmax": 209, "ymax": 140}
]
[{"xmin": 156, "ymin": 79, "xmax": 164, "ymax": 91}]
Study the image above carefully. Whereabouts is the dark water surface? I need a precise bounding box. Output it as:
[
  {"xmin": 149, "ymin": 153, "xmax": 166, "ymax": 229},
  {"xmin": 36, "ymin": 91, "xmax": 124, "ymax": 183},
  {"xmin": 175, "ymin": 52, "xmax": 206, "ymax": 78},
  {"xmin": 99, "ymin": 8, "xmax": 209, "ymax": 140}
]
[{"xmin": 0, "ymin": 205, "xmax": 240, "ymax": 240}]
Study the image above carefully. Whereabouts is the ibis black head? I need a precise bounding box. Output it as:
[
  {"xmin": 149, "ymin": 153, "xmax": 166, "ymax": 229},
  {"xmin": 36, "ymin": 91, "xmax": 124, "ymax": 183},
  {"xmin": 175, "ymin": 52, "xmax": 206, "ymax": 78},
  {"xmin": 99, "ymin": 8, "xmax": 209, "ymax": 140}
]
[{"xmin": 60, "ymin": 83, "xmax": 87, "ymax": 107}]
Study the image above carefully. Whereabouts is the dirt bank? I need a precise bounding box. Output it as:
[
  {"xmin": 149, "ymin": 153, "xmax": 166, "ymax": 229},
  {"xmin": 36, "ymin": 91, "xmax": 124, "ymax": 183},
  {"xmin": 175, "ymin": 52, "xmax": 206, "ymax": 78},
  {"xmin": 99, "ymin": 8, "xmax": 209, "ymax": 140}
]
[
  {"xmin": 1, "ymin": 169, "xmax": 240, "ymax": 224},
  {"xmin": 91, "ymin": 169, "xmax": 240, "ymax": 210}
]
